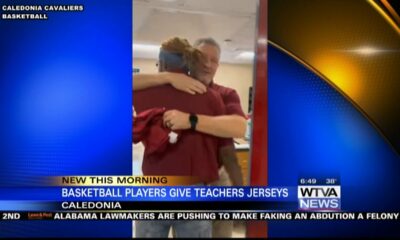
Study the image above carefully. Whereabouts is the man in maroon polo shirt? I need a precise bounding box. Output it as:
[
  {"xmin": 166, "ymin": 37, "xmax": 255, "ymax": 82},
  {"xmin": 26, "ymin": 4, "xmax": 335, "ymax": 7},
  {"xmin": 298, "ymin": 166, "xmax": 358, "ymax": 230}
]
[
  {"xmin": 134, "ymin": 38, "xmax": 247, "ymax": 237},
  {"xmin": 133, "ymin": 40, "xmax": 226, "ymax": 238},
  {"xmin": 134, "ymin": 38, "xmax": 246, "ymax": 186}
]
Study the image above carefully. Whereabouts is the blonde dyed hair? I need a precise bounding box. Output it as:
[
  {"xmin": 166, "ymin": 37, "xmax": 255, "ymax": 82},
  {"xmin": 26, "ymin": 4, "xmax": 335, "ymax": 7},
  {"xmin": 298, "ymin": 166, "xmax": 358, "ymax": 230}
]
[{"xmin": 160, "ymin": 37, "xmax": 204, "ymax": 73}]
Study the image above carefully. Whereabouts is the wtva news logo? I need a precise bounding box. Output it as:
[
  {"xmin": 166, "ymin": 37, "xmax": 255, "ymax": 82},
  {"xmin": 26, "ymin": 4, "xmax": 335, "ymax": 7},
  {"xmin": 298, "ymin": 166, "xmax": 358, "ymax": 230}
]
[{"xmin": 298, "ymin": 183, "xmax": 341, "ymax": 211}]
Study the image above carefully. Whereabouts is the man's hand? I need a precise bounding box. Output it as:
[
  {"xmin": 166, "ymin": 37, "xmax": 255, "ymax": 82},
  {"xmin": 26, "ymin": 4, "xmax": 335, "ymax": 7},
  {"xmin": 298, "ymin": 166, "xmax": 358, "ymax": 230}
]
[
  {"xmin": 163, "ymin": 110, "xmax": 191, "ymax": 130},
  {"xmin": 166, "ymin": 72, "xmax": 207, "ymax": 95},
  {"xmin": 219, "ymin": 145, "xmax": 243, "ymax": 186},
  {"xmin": 133, "ymin": 72, "xmax": 207, "ymax": 94}
]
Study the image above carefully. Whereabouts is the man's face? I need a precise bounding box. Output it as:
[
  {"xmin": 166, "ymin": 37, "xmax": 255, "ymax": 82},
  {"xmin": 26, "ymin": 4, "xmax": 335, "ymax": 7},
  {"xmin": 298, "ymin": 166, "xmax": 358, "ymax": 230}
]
[{"xmin": 195, "ymin": 43, "xmax": 220, "ymax": 85}]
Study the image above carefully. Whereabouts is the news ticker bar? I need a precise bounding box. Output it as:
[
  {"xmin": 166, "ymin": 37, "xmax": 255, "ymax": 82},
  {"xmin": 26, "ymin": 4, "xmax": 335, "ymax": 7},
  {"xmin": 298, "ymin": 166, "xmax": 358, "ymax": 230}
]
[{"xmin": 0, "ymin": 212, "xmax": 398, "ymax": 221}]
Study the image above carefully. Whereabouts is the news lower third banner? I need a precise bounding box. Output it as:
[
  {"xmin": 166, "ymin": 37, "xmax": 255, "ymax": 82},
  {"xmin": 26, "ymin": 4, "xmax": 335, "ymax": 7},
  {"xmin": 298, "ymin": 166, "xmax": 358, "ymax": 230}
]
[
  {"xmin": 0, "ymin": 176, "xmax": 398, "ymax": 220},
  {"xmin": 0, "ymin": 176, "xmax": 295, "ymax": 211}
]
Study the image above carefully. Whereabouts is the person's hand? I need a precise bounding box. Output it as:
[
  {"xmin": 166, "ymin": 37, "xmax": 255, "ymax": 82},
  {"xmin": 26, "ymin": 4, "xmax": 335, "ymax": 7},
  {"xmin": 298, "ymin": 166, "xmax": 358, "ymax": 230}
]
[
  {"xmin": 163, "ymin": 110, "xmax": 191, "ymax": 130},
  {"xmin": 166, "ymin": 72, "xmax": 207, "ymax": 95}
]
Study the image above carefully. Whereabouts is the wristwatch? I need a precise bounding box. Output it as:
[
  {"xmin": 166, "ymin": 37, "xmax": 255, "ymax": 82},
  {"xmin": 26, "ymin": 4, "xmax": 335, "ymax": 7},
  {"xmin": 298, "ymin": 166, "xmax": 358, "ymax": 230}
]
[{"xmin": 189, "ymin": 113, "xmax": 198, "ymax": 131}]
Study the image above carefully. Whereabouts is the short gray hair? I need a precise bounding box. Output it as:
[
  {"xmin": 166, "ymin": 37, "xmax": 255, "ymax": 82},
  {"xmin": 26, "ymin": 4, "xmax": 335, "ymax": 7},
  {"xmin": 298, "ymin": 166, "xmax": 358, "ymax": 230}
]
[{"xmin": 193, "ymin": 37, "xmax": 221, "ymax": 53}]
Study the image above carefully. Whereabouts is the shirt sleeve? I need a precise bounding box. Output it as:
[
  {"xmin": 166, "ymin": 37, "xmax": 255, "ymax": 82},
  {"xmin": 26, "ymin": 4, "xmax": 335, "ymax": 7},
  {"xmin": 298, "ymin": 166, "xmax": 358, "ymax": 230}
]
[
  {"xmin": 215, "ymin": 88, "xmax": 245, "ymax": 149},
  {"xmin": 223, "ymin": 89, "xmax": 246, "ymax": 118}
]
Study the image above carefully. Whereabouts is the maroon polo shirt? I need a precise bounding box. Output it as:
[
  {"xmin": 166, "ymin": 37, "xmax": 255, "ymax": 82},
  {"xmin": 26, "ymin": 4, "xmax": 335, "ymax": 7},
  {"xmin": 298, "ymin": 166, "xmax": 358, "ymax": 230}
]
[
  {"xmin": 210, "ymin": 82, "xmax": 246, "ymax": 152},
  {"xmin": 211, "ymin": 82, "xmax": 246, "ymax": 118},
  {"xmin": 133, "ymin": 85, "xmax": 225, "ymax": 183}
]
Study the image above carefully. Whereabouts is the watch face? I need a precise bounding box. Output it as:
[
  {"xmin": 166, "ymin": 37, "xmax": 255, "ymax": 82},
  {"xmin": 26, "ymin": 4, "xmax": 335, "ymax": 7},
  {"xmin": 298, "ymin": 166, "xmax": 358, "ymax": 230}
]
[
  {"xmin": 190, "ymin": 114, "xmax": 198, "ymax": 122},
  {"xmin": 189, "ymin": 114, "xmax": 198, "ymax": 130}
]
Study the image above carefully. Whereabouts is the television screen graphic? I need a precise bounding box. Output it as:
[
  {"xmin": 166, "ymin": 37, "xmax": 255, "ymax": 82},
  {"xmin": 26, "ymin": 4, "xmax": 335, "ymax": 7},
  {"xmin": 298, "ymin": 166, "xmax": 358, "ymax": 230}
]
[{"xmin": 0, "ymin": 0, "xmax": 399, "ymax": 238}]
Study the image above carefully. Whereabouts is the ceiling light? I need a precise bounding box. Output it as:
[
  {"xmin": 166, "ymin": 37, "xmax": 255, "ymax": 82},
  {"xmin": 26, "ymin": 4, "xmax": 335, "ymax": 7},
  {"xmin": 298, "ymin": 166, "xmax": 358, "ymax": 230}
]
[
  {"xmin": 132, "ymin": 44, "xmax": 160, "ymax": 52},
  {"xmin": 236, "ymin": 51, "xmax": 255, "ymax": 59}
]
